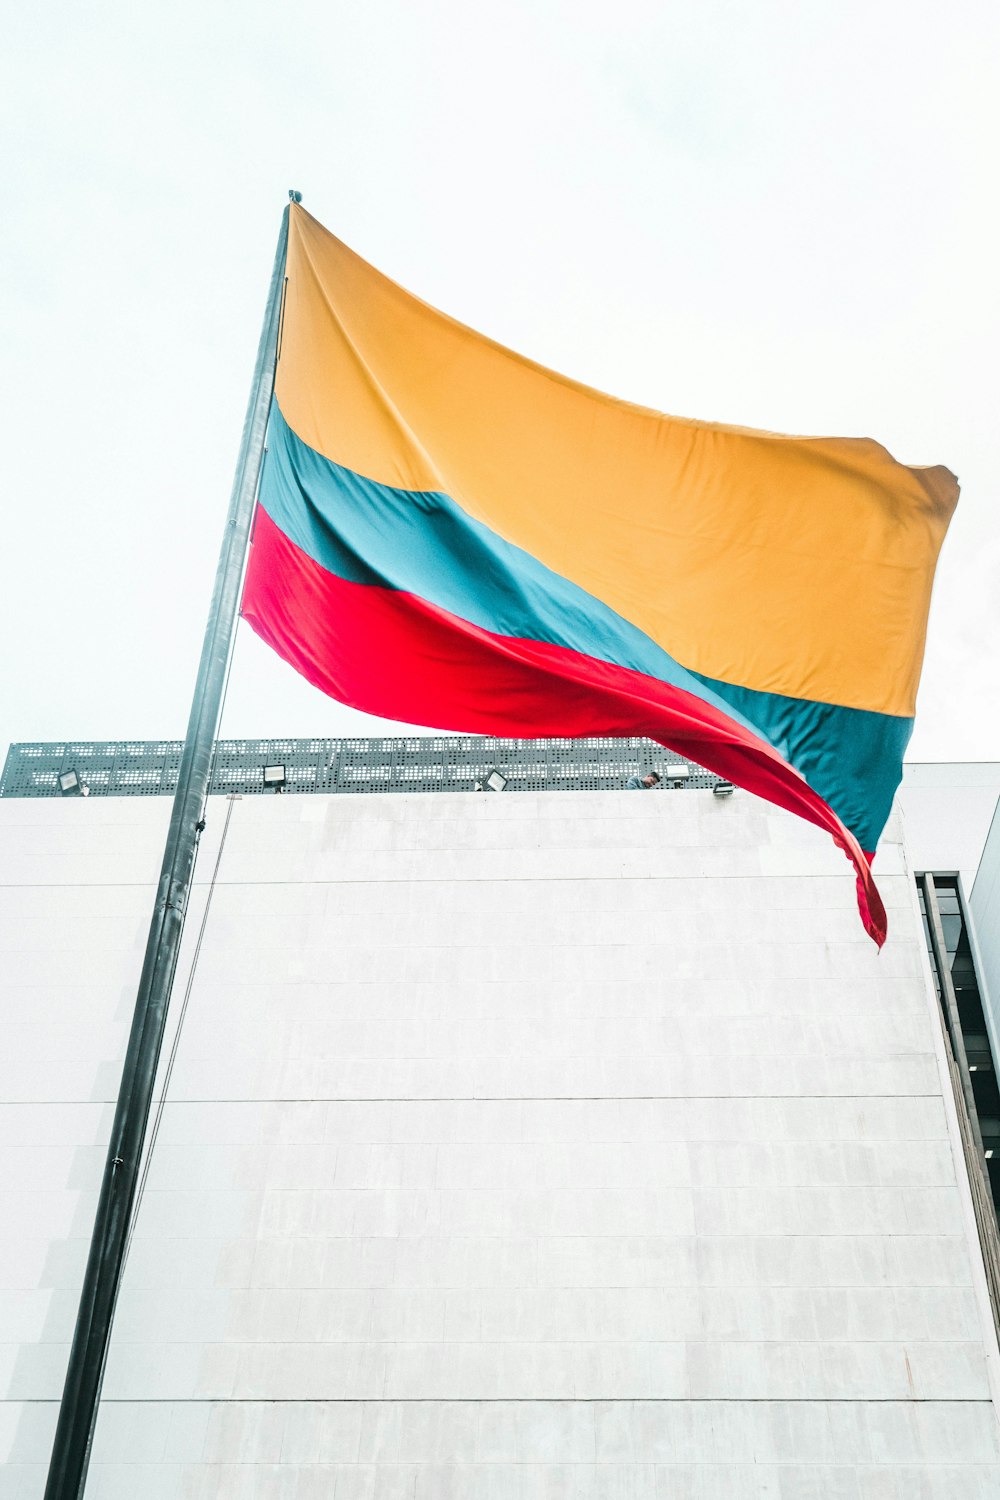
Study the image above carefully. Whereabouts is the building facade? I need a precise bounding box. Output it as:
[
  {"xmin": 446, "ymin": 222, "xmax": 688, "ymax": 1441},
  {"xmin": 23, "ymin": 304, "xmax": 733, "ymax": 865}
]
[
  {"xmin": 896, "ymin": 763, "xmax": 1000, "ymax": 1049},
  {"xmin": 2, "ymin": 742, "xmax": 1000, "ymax": 1496},
  {"xmin": 897, "ymin": 763, "xmax": 1000, "ymax": 899},
  {"xmin": 972, "ymin": 806, "xmax": 1000, "ymax": 1064}
]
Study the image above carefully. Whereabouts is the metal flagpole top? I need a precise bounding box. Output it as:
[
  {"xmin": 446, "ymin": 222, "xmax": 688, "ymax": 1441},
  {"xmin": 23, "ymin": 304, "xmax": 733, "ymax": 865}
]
[{"xmin": 288, "ymin": 189, "xmax": 303, "ymax": 202}]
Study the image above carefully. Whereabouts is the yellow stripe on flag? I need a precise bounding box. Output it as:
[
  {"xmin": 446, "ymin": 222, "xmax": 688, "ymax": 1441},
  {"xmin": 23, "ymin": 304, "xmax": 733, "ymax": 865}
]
[{"xmin": 275, "ymin": 204, "xmax": 957, "ymax": 718}]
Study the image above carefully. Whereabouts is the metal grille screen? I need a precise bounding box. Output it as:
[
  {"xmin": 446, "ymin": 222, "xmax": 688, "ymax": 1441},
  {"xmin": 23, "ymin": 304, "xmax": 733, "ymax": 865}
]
[{"xmin": 1, "ymin": 738, "xmax": 722, "ymax": 799}]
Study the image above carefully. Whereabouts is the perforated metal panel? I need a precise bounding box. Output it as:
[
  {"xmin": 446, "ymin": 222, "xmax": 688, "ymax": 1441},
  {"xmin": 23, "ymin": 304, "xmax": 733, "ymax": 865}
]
[{"xmin": 0, "ymin": 737, "xmax": 723, "ymax": 798}]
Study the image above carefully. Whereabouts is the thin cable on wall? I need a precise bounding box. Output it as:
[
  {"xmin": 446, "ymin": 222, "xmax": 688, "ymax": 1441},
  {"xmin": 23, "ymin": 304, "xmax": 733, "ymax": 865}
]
[
  {"xmin": 121, "ymin": 596, "xmax": 250, "ymax": 1269},
  {"xmin": 121, "ymin": 791, "xmax": 238, "ymax": 1271}
]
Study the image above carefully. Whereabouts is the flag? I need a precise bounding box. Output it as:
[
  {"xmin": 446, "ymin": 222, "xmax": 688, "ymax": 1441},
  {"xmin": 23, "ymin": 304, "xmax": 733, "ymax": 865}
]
[{"xmin": 241, "ymin": 204, "xmax": 958, "ymax": 945}]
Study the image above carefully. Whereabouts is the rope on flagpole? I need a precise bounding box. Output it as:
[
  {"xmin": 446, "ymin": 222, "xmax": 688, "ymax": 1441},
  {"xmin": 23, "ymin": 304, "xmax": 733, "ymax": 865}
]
[{"xmin": 121, "ymin": 790, "xmax": 238, "ymax": 1272}]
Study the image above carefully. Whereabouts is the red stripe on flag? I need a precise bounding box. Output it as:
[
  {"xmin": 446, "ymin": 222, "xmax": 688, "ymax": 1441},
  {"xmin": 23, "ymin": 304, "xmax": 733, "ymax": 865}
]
[{"xmin": 242, "ymin": 506, "xmax": 886, "ymax": 945}]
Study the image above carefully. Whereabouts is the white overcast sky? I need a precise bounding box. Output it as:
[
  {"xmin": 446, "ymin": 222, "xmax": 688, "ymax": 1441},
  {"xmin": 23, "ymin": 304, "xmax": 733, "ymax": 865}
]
[{"xmin": 1, "ymin": 1, "xmax": 997, "ymax": 766}]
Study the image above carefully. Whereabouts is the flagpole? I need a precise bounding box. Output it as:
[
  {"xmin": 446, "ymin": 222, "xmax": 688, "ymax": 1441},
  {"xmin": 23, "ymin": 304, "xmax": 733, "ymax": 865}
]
[{"xmin": 43, "ymin": 194, "xmax": 296, "ymax": 1500}]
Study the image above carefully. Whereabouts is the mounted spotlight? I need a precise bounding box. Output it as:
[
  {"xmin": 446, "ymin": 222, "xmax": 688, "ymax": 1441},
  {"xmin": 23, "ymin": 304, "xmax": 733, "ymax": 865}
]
[
  {"xmin": 484, "ymin": 768, "xmax": 509, "ymax": 793},
  {"xmin": 712, "ymin": 780, "xmax": 735, "ymax": 799},
  {"xmin": 663, "ymin": 763, "xmax": 690, "ymax": 782},
  {"xmin": 58, "ymin": 769, "xmax": 83, "ymax": 796},
  {"xmin": 263, "ymin": 764, "xmax": 286, "ymax": 793}
]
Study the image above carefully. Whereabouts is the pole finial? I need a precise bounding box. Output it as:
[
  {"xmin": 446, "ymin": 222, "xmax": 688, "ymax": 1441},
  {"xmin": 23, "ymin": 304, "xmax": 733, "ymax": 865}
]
[{"xmin": 288, "ymin": 189, "xmax": 303, "ymax": 203}]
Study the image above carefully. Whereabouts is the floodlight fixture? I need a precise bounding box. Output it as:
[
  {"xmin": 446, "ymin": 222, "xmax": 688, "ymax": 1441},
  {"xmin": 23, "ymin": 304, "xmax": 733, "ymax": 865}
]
[
  {"xmin": 663, "ymin": 763, "xmax": 689, "ymax": 782},
  {"xmin": 263, "ymin": 763, "xmax": 286, "ymax": 792},
  {"xmin": 58, "ymin": 769, "xmax": 82, "ymax": 796},
  {"xmin": 712, "ymin": 780, "xmax": 735, "ymax": 799},
  {"xmin": 484, "ymin": 768, "xmax": 509, "ymax": 793}
]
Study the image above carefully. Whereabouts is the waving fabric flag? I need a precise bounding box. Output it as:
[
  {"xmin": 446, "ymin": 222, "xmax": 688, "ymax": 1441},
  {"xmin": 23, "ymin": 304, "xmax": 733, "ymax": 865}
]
[{"xmin": 241, "ymin": 204, "xmax": 958, "ymax": 945}]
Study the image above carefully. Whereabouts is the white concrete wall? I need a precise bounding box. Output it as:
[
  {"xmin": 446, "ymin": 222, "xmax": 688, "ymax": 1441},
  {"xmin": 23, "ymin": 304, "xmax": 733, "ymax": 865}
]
[
  {"xmin": 896, "ymin": 763, "xmax": 1000, "ymax": 893},
  {"xmin": 2, "ymin": 788, "xmax": 1000, "ymax": 1498}
]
